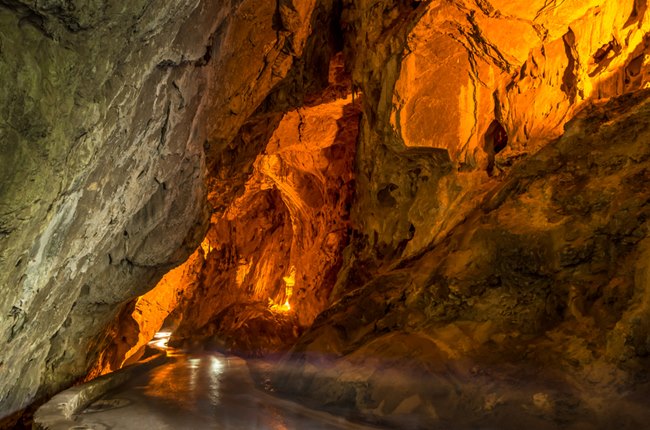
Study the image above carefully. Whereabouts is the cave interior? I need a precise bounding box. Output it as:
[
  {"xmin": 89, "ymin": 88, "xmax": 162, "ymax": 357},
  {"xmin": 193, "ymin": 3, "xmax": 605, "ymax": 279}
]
[{"xmin": 1, "ymin": 0, "xmax": 650, "ymax": 429}]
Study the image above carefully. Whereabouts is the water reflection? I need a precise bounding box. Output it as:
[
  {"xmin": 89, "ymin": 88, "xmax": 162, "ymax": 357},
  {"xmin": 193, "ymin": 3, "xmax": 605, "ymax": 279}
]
[
  {"xmin": 209, "ymin": 355, "xmax": 223, "ymax": 406},
  {"xmin": 81, "ymin": 352, "xmax": 381, "ymax": 429},
  {"xmin": 143, "ymin": 356, "xmax": 198, "ymax": 412}
]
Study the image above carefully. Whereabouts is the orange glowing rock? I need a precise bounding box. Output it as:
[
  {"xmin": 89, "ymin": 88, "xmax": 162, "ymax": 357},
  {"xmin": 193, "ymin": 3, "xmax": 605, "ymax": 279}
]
[
  {"xmin": 391, "ymin": 0, "xmax": 650, "ymax": 169},
  {"xmin": 269, "ymin": 266, "xmax": 296, "ymax": 313},
  {"xmin": 121, "ymin": 250, "xmax": 204, "ymax": 364},
  {"xmin": 171, "ymin": 54, "xmax": 359, "ymax": 340}
]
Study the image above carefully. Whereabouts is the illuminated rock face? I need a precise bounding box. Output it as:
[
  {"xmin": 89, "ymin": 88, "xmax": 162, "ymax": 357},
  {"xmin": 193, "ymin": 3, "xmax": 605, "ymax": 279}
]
[
  {"xmin": 393, "ymin": 0, "xmax": 650, "ymax": 165},
  {"xmin": 79, "ymin": 33, "xmax": 355, "ymax": 370},
  {"xmin": 1, "ymin": 0, "xmax": 650, "ymax": 427},
  {"xmin": 267, "ymin": 0, "xmax": 650, "ymax": 425},
  {"xmin": 86, "ymin": 249, "xmax": 204, "ymax": 378},
  {"xmin": 277, "ymin": 89, "xmax": 650, "ymax": 429},
  {"xmin": 170, "ymin": 63, "xmax": 359, "ymax": 355},
  {"xmin": 346, "ymin": 0, "xmax": 650, "ymax": 266}
]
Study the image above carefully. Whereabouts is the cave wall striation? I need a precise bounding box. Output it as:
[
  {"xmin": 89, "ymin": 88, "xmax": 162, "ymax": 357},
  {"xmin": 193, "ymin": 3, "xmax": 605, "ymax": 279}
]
[
  {"xmin": 270, "ymin": 1, "xmax": 650, "ymax": 428},
  {"xmin": 0, "ymin": 0, "xmax": 327, "ymax": 422},
  {"xmin": 1, "ymin": 0, "xmax": 650, "ymax": 428}
]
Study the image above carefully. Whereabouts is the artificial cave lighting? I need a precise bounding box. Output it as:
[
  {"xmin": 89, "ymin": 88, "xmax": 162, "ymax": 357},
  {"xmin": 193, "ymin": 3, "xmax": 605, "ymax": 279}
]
[
  {"xmin": 7, "ymin": 1, "xmax": 650, "ymax": 429},
  {"xmin": 269, "ymin": 266, "xmax": 296, "ymax": 313},
  {"xmin": 200, "ymin": 238, "xmax": 214, "ymax": 255},
  {"xmin": 148, "ymin": 331, "xmax": 173, "ymax": 351}
]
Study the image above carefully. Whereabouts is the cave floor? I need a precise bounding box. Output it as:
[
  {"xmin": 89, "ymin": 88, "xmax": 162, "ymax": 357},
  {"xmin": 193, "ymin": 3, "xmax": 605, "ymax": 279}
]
[{"xmin": 74, "ymin": 352, "xmax": 382, "ymax": 430}]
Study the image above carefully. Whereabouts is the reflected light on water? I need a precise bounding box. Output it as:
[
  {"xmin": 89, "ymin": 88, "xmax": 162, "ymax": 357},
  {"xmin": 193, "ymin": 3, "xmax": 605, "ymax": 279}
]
[
  {"xmin": 148, "ymin": 331, "xmax": 172, "ymax": 351},
  {"xmin": 143, "ymin": 360, "xmax": 196, "ymax": 412},
  {"xmin": 208, "ymin": 356, "xmax": 224, "ymax": 406},
  {"xmin": 210, "ymin": 356, "xmax": 224, "ymax": 374},
  {"xmin": 94, "ymin": 352, "xmax": 383, "ymax": 430},
  {"xmin": 189, "ymin": 357, "xmax": 201, "ymax": 392}
]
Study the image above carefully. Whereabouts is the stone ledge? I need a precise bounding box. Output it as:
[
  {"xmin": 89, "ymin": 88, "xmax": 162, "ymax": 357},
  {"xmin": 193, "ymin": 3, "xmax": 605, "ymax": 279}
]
[{"xmin": 33, "ymin": 355, "xmax": 167, "ymax": 430}]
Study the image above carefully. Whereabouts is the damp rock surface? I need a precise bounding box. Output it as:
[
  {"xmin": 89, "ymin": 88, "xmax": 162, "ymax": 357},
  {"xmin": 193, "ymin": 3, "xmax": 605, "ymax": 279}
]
[
  {"xmin": 2, "ymin": 0, "xmax": 650, "ymax": 428},
  {"xmin": 0, "ymin": 0, "xmax": 323, "ymax": 422},
  {"xmin": 274, "ymin": 90, "xmax": 650, "ymax": 429}
]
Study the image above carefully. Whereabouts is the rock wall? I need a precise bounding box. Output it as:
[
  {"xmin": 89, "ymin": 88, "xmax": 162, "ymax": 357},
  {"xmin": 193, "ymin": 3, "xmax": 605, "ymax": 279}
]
[
  {"xmin": 2, "ymin": 0, "xmax": 650, "ymax": 427},
  {"xmin": 269, "ymin": 0, "xmax": 650, "ymax": 427},
  {"xmin": 103, "ymin": 56, "xmax": 360, "ymax": 359},
  {"xmin": 0, "ymin": 1, "xmax": 213, "ymax": 421},
  {"xmin": 0, "ymin": 0, "xmax": 327, "ymax": 423},
  {"xmin": 275, "ymin": 88, "xmax": 650, "ymax": 430},
  {"xmin": 173, "ymin": 83, "xmax": 359, "ymax": 354},
  {"xmin": 81, "ymin": 1, "xmax": 351, "ymax": 367},
  {"xmin": 86, "ymin": 248, "xmax": 204, "ymax": 378},
  {"xmin": 342, "ymin": 0, "xmax": 650, "ymax": 272}
]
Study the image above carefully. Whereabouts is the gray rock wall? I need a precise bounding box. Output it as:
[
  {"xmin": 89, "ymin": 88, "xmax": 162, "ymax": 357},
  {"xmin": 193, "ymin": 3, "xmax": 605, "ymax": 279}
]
[
  {"xmin": 0, "ymin": 0, "xmax": 323, "ymax": 420},
  {"xmin": 0, "ymin": 0, "xmax": 218, "ymax": 418}
]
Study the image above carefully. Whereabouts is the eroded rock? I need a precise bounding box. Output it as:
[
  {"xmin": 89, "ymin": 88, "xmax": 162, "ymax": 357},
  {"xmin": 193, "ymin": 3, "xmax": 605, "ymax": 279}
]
[
  {"xmin": 0, "ymin": 0, "xmax": 326, "ymax": 422},
  {"xmin": 274, "ymin": 90, "xmax": 650, "ymax": 429},
  {"xmin": 3, "ymin": 1, "xmax": 650, "ymax": 428}
]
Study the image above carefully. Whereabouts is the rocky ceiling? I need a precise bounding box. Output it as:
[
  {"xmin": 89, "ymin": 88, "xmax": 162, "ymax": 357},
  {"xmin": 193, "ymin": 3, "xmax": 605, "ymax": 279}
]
[{"xmin": 1, "ymin": 0, "xmax": 649, "ymax": 428}]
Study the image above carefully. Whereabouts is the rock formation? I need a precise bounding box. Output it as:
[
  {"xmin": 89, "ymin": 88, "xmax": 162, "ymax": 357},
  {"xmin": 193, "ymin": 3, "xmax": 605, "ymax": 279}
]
[
  {"xmin": 274, "ymin": 89, "xmax": 650, "ymax": 429},
  {"xmin": 0, "ymin": 0, "xmax": 329, "ymax": 423},
  {"xmin": 1, "ymin": 0, "xmax": 649, "ymax": 428}
]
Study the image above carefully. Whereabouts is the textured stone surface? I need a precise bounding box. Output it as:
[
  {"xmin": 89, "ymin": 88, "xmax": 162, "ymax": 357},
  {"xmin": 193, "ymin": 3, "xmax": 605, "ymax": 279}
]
[
  {"xmin": 274, "ymin": 90, "xmax": 650, "ymax": 429},
  {"xmin": 171, "ymin": 60, "xmax": 359, "ymax": 355},
  {"xmin": 0, "ymin": 1, "xmax": 214, "ymax": 421},
  {"xmin": 34, "ymin": 0, "xmax": 350, "ymax": 376},
  {"xmin": 257, "ymin": 2, "xmax": 650, "ymax": 427},
  {"xmin": 392, "ymin": 0, "xmax": 650, "ymax": 163},
  {"xmin": 3, "ymin": 0, "xmax": 650, "ymax": 428},
  {"xmin": 0, "ymin": 0, "xmax": 325, "ymax": 422},
  {"xmin": 345, "ymin": 0, "xmax": 650, "ymax": 269},
  {"xmin": 86, "ymin": 249, "xmax": 204, "ymax": 379}
]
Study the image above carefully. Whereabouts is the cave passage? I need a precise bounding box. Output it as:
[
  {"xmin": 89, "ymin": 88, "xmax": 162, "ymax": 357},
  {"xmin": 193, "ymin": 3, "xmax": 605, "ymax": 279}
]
[
  {"xmin": 76, "ymin": 353, "xmax": 379, "ymax": 430},
  {"xmin": 55, "ymin": 4, "xmax": 650, "ymax": 429},
  {"xmin": 86, "ymin": 53, "xmax": 360, "ymax": 379},
  {"xmin": 4, "ymin": 1, "xmax": 650, "ymax": 429}
]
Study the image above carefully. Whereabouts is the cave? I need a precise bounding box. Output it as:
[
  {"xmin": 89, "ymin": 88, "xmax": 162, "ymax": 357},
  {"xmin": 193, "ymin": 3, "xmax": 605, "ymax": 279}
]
[{"xmin": 2, "ymin": 1, "xmax": 650, "ymax": 429}]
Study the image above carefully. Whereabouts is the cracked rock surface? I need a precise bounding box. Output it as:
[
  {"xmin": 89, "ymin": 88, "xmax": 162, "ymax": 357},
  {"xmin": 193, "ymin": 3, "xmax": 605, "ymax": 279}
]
[
  {"xmin": 274, "ymin": 89, "xmax": 650, "ymax": 430},
  {"xmin": 0, "ymin": 0, "xmax": 322, "ymax": 423},
  {"xmin": 2, "ymin": 0, "xmax": 650, "ymax": 428}
]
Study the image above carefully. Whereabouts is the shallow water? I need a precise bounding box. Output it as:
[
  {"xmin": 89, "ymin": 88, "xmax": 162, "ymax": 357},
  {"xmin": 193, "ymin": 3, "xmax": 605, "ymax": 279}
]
[{"xmin": 76, "ymin": 352, "xmax": 382, "ymax": 430}]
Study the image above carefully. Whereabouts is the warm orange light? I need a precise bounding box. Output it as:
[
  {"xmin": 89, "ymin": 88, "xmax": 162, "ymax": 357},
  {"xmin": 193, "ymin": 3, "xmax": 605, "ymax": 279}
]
[
  {"xmin": 269, "ymin": 299, "xmax": 291, "ymax": 313},
  {"xmin": 200, "ymin": 238, "xmax": 213, "ymax": 255},
  {"xmin": 148, "ymin": 331, "xmax": 172, "ymax": 351},
  {"xmin": 269, "ymin": 266, "xmax": 295, "ymax": 313},
  {"xmin": 118, "ymin": 249, "xmax": 202, "ymax": 368}
]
